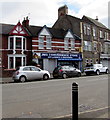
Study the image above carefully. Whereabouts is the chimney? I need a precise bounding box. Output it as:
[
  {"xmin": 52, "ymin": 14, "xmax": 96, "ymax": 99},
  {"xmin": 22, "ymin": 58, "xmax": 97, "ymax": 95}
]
[
  {"xmin": 58, "ymin": 5, "xmax": 68, "ymax": 18},
  {"xmin": 95, "ymin": 16, "xmax": 98, "ymax": 21},
  {"xmin": 22, "ymin": 16, "xmax": 29, "ymax": 27}
]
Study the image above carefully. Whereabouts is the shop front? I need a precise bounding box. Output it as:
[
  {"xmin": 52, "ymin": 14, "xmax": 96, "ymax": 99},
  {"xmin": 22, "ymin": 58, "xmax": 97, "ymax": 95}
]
[{"xmin": 33, "ymin": 53, "xmax": 82, "ymax": 74}]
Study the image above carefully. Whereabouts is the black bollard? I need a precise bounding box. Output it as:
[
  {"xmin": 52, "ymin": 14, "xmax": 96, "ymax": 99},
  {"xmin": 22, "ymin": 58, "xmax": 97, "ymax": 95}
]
[{"xmin": 72, "ymin": 82, "xmax": 78, "ymax": 120}]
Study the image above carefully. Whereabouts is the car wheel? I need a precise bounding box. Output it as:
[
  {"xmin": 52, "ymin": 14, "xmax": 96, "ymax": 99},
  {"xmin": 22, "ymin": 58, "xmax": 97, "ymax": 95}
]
[
  {"xmin": 43, "ymin": 74, "xmax": 49, "ymax": 80},
  {"xmin": 62, "ymin": 73, "xmax": 67, "ymax": 79},
  {"xmin": 106, "ymin": 69, "xmax": 109, "ymax": 74},
  {"xmin": 19, "ymin": 76, "xmax": 26, "ymax": 82},
  {"xmin": 96, "ymin": 70, "xmax": 100, "ymax": 75}
]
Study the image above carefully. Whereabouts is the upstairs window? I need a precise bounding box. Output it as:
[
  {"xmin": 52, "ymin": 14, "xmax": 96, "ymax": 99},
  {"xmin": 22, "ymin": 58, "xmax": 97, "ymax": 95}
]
[
  {"xmin": 46, "ymin": 36, "xmax": 51, "ymax": 49},
  {"xmin": 105, "ymin": 32, "xmax": 109, "ymax": 40},
  {"xmin": 84, "ymin": 41, "xmax": 92, "ymax": 51},
  {"xmin": 93, "ymin": 27, "xmax": 97, "ymax": 37},
  {"xmin": 100, "ymin": 30, "xmax": 103, "ymax": 38},
  {"xmin": 64, "ymin": 38, "xmax": 69, "ymax": 50},
  {"xmin": 16, "ymin": 37, "xmax": 22, "ymax": 49},
  {"xmin": 70, "ymin": 38, "xmax": 75, "ymax": 50},
  {"xmin": 8, "ymin": 36, "xmax": 26, "ymax": 50},
  {"xmin": 93, "ymin": 42, "xmax": 97, "ymax": 51},
  {"xmin": 64, "ymin": 38, "xmax": 75, "ymax": 50},
  {"xmin": 84, "ymin": 24, "xmax": 91, "ymax": 35},
  {"xmin": 10, "ymin": 37, "xmax": 14, "ymax": 49},
  {"xmin": 38, "ymin": 36, "xmax": 44, "ymax": 49}
]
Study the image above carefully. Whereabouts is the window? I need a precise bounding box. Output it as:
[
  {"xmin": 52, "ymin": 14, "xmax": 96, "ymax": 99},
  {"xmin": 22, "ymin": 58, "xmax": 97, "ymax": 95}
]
[
  {"xmin": 31, "ymin": 67, "xmax": 41, "ymax": 71},
  {"xmin": 64, "ymin": 38, "xmax": 69, "ymax": 50},
  {"xmin": 15, "ymin": 57, "xmax": 21, "ymax": 67},
  {"xmin": 84, "ymin": 41, "xmax": 92, "ymax": 51},
  {"xmin": 10, "ymin": 37, "xmax": 13, "ymax": 49},
  {"xmin": 8, "ymin": 36, "xmax": 26, "ymax": 50},
  {"xmin": 93, "ymin": 27, "xmax": 96, "ymax": 37},
  {"xmin": 46, "ymin": 36, "xmax": 51, "ymax": 49},
  {"xmin": 8, "ymin": 56, "xmax": 26, "ymax": 69},
  {"xmin": 93, "ymin": 42, "xmax": 97, "ymax": 51},
  {"xmin": 38, "ymin": 36, "xmax": 44, "ymax": 49},
  {"xmin": 23, "ymin": 38, "xmax": 26, "ymax": 49},
  {"xmin": 84, "ymin": 24, "xmax": 87, "ymax": 35},
  {"xmin": 100, "ymin": 30, "xmax": 103, "ymax": 38},
  {"xmin": 84, "ymin": 24, "xmax": 91, "ymax": 35},
  {"xmin": 23, "ymin": 67, "xmax": 31, "ymax": 71},
  {"xmin": 16, "ymin": 37, "xmax": 22, "ymax": 49},
  {"xmin": 100, "ymin": 43, "xmax": 103, "ymax": 53},
  {"xmin": 9, "ymin": 57, "xmax": 13, "ymax": 69},
  {"xmin": 104, "ymin": 43, "xmax": 110, "ymax": 54},
  {"xmin": 64, "ymin": 38, "xmax": 75, "ymax": 50},
  {"xmin": 71, "ymin": 38, "xmax": 75, "ymax": 50},
  {"xmin": 87, "ymin": 25, "xmax": 91, "ymax": 35}
]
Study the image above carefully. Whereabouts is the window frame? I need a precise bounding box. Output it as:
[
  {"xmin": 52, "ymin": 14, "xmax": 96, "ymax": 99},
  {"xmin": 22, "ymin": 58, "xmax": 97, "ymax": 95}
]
[
  {"xmin": 46, "ymin": 36, "xmax": 51, "ymax": 49},
  {"xmin": 38, "ymin": 36, "xmax": 44, "ymax": 49},
  {"xmin": 8, "ymin": 36, "xmax": 26, "ymax": 50}
]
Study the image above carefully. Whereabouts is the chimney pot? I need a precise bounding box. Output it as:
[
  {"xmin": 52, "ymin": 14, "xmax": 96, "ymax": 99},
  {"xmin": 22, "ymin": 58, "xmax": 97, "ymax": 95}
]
[
  {"xmin": 22, "ymin": 16, "xmax": 29, "ymax": 27},
  {"xmin": 95, "ymin": 16, "xmax": 98, "ymax": 21},
  {"xmin": 58, "ymin": 5, "xmax": 68, "ymax": 18}
]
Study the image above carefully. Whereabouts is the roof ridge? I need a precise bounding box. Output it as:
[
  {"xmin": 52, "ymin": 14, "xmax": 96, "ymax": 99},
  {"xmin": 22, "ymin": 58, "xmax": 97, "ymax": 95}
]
[{"xmin": 83, "ymin": 15, "xmax": 107, "ymax": 29}]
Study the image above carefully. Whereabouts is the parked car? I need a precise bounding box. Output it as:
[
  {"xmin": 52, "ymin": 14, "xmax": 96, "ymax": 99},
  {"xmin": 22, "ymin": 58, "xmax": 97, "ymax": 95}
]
[
  {"xmin": 12, "ymin": 66, "xmax": 50, "ymax": 82},
  {"xmin": 84, "ymin": 64, "xmax": 109, "ymax": 75},
  {"xmin": 53, "ymin": 65, "xmax": 81, "ymax": 79}
]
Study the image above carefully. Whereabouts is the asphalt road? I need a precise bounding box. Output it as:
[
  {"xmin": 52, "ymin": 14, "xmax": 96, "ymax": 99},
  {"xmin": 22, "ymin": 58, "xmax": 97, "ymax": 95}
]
[{"xmin": 1, "ymin": 74, "xmax": 109, "ymax": 119}]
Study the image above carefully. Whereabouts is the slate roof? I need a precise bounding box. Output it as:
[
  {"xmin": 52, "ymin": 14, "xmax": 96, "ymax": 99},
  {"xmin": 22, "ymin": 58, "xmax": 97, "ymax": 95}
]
[
  {"xmin": 0, "ymin": 23, "xmax": 81, "ymax": 40},
  {"xmin": 82, "ymin": 16, "xmax": 108, "ymax": 29},
  {"xmin": 0, "ymin": 23, "xmax": 14, "ymax": 34}
]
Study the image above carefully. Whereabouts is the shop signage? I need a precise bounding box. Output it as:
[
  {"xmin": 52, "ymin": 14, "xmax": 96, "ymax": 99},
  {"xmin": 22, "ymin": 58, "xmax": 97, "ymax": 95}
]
[{"xmin": 41, "ymin": 53, "xmax": 82, "ymax": 60}]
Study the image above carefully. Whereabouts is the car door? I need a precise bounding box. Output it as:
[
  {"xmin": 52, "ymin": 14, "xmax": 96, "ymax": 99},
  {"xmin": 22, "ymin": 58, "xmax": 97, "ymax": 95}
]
[
  {"xmin": 30, "ymin": 66, "xmax": 43, "ymax": 79},
  {"xmin": 30, "ymin": 67, "xmax": 40, "ymax": 79},
  {"xmin": 23, "ymin": 67, "xmax": 32, "ymax": 80},
  {"xmin": 62, "ymin": 66, "xmax": 69, "ymax": 76},
  {"xmin": 69, "ymin": 66, "xmax": 76, "ymax": 77}
]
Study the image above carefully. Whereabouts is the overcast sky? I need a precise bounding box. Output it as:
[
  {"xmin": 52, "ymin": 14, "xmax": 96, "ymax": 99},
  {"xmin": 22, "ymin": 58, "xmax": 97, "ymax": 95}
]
[{"xmin": 0, "ymin": 0, "xmax": 109, "ymax": 28}]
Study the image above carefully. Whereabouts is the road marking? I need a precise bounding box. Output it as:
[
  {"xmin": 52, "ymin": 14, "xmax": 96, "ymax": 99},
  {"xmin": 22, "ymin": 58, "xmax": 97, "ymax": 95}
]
[{"xmin": 53, "ymin": 106, "xmax": 110, "ymax": 118}]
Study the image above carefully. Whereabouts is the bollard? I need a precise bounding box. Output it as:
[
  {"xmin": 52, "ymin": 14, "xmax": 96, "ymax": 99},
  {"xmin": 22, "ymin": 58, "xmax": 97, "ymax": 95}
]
[{"xmin": 72, "ymin": 82, "xmax": 78, "ymax": 120}]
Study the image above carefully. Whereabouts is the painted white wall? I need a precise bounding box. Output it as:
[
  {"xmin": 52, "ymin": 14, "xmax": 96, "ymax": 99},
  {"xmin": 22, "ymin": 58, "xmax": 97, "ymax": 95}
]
[
  {"xmin": 65, "ymin": 31, "xmax": 74, "ymax": 38},
  {"xmin": 39, "ymin": 27, "xmax": 51, "ymax": 36}
]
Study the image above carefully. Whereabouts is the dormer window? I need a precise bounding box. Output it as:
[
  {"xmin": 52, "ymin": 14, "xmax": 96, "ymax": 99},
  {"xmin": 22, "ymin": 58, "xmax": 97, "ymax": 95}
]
[
  {"xmin": 46, "ymin": 36, "xmax": 51, "ymax": 49},
  {"xmin": 38, "ymin": 36, "xmax": 44, "ymax": 49},
  {"xmin": 64, "ymin": 30, "xmax": 75, "ymax": 50},
  {"xmin": 64, "ymin": 38, "xmax": 69, "ymax": 50},
  {"xmin": 38, "ymin": 25, "xmax": 52, "ymax": 50}
]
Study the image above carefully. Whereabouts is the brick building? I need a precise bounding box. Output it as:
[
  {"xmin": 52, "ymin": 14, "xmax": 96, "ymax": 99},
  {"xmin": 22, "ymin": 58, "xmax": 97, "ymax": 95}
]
[
  {"xmin": 1, "ymin": 5, "xmax": 109, "ymax": 77},
  {"xmin": 53, "ymin": 5, "xmax": 110, "ymax": 70},
  {"xmin": 0, "ymin": 16, "xmax": 82, "ymax": 76}
]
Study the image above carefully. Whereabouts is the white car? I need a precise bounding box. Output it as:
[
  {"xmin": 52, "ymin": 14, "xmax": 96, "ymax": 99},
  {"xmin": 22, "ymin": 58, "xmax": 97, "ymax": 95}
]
[
  {"xmin": 12, "ymin": 66, "xmax": 50, "ymax": 82},
  {"xmin": 84, "ymin": 64, "xmax": 109, "ymax": 75}
]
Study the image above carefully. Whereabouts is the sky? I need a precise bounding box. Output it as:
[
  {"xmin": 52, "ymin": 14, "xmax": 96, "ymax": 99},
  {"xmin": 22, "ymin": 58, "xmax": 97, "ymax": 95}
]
[{"xmin": 0, "ymin": 0, "xmax": 110, "ymax": 28}]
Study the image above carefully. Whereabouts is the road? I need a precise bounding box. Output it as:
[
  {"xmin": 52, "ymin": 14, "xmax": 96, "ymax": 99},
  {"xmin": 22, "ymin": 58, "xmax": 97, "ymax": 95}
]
[{"xmin": 1, "ymin": 74, "xmax": 109, "ymax": 119}]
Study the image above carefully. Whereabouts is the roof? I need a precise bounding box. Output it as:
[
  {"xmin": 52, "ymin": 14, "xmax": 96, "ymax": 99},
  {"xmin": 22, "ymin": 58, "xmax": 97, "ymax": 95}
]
[
  {"xmin": 0, "ymin": 23, "xmax": 14, "ymax": 34},
  {"xmin": 0, "ymin": 23, "xmax": 81, "ymax": 40},
  {"xmin": 26, "ymin": 25, "xmax": 42, "ymax": 36},
  {"xmin": 82, "ymin": 16, "xmax": 108, "ymax": 29}
]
